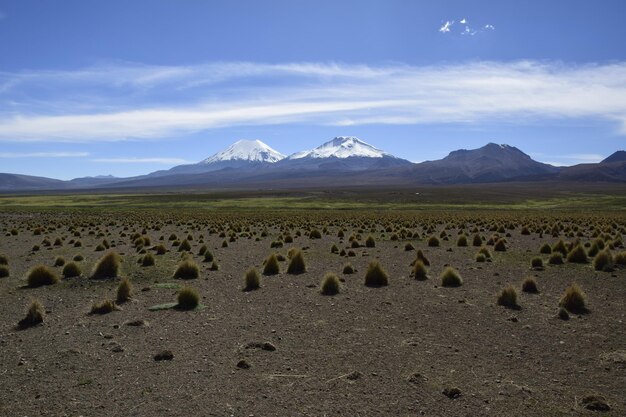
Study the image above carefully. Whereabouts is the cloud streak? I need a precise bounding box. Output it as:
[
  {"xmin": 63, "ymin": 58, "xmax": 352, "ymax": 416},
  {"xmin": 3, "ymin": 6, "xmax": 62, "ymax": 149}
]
[
  {"xmin": 0, "ymin": 151, "xmax": 89, "ymax": 158},
  {"xmin": 91, "ymin": 157, "xmax": 193, "ymax": 164},
  {"xmin": 0, "ymin": 61, "xmax": 625, "ymax": 142}
]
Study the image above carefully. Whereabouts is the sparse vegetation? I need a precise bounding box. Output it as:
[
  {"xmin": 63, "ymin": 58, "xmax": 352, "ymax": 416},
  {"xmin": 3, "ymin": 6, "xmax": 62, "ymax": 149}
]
[
  {"xmin": 116, "ymin": 277, "xmax": 133, "ymax": 303},
  {"xmin": 287, "ymin": 249, "xmax": 306, "ymax": 274},
  {"xmin": 412, "ymin": 260, "xmax": 428, "ymax": 280},
  {"xmin": 497, "ymin": 285, "xmax": 519, "ymax": 309},
  {"xmin": 364, "ymin": 261, "xmax": 389, "ymax": 287},
  {"xmin": 62, "ymin": 261, "xmax": 82, "ymax": 278},
  {"xmin": 91, "ymin": 252, "xmax": 121, "ymax": 279},
  {"xmin": 89, "ymin": 299, "xmax": 118, "ymax": 315},
  {"xmin": 27, "ymin": 265, "xmax": 59, "ymax": 287},
  {"xmin": 17, "ymin": 300, "xmax": 44, "ymax": 330},
  {"xmin": 173, "ymin": 259, "xmax": 200, "ymax": 280},
  {"xmin": 321, "ymin": 272, "xmax": 341, "ymax": 295},
  {"xmin": 177, "ymin": 287, "xmax": 200, "ymax": 310},
  {"xmin": 559, "ymin": 284, "xmax": 587, "ymax": 313},
  {"xmin": 440, "ymin": 267, "xmax": 462, "ymax": 287},
  {"xmin": 593, "ymin": 249, "xmax": 613, "ymax": 271},
  {"xmin": 263, "ymin": 253, "xmax": 280, "ymax": 275},
  {"xmin": 522, "ymin": 277, "xmax": 539, "ymax": 293},
  {"xmin": 244, "ymin": 268, "xmax": 261, "ymax": 291}
]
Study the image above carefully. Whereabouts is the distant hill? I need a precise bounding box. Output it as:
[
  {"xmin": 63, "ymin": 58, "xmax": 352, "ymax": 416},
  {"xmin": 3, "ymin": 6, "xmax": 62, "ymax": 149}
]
[
  {"xmin": 1, "ymin": 140, "xmax": 625, "ymax": 192},
  {"xmin": 0, "ymin": 173, "xmax": 66, "ymax": 191},
  {"xmin": 405, "ymin": 143, "xmax": 560, "ymax": 184},
  {"xmin": 602, "ymin": 150, "xmax": 626, "ymax": 164}
]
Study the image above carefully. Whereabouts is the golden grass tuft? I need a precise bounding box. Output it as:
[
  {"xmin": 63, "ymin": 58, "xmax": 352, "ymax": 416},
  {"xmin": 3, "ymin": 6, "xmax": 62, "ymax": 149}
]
[
  {"xmin": 364, "ymin": 261, "xmax": 389, "ymax": 287},
  {"xmin": 27, "ymin": 265, "xmax": 59, "ymax": 287}
]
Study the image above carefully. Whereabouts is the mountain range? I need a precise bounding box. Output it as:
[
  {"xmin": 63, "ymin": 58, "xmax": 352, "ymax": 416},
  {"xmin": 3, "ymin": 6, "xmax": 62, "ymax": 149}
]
[{"xmin": 1, "ymin": 136, "xmax": 624, "ymax": 191}]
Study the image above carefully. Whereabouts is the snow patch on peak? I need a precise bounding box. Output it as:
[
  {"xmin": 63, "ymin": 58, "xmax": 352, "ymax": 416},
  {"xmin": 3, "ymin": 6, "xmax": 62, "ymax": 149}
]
[
  {"xmin": 288, "ymin": 136, "xmax": 390, "ymax": 159},
  {"xmin": 201, "ymin": 140, "xmax": 285, "ymax": 164}
]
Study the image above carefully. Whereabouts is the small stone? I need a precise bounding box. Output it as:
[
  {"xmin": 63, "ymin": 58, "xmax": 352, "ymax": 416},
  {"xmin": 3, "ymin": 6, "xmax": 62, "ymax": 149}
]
[
  {"xmin": 346, "ymin": 371, "xmax": 362, "ymax": 381},
  {"xmin": 236, "ymin": 359, "xmax": 251, "ymax": 369},
  {"xmin": 154, "ymin": 350, "xmax": 174, "ymax": 361},
  {"xmin": 581, "ymin": 395, "xmax": 610, "ymax": 411},
  {"xmin": 443, "ymin": 387, "xmax": 462, "ymax": 399}
]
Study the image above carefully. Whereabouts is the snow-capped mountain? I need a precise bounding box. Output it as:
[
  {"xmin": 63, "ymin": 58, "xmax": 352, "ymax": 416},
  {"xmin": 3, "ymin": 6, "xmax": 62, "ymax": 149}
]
[
  {"xmin": 288, "ymin": 136, "xmax": 390, "ymax": 159},
  {"xmin": 278, "ymin": 136, "xmax": 411, "ymax": 171},
  {"xmin": 201, "ymin": 139, "xmax": 285, "ymax": 164},
  {"xmin": 147, "ymin": 139, "xmax": 285, "ymax": 177}
]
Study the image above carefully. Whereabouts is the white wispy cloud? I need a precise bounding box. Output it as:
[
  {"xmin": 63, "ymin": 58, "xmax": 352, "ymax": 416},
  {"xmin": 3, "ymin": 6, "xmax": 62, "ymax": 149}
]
[
  {"xmin": 91, "ymin": 157, "xmax": 192, "ymax": 164},
  {"xmin": 0, "ymin": 151, "xmax": 89, "ymax": 158},
  {"xmin": 0, "ymin": 61, "xmax": 625, "ymax": 142},
  {"xmin": 439, "ymin": 20, "xmax": 454, "ymax": 33},
  {"xmin": 530, "ymin": 152, "xmax": 606, "ymax": 166}
]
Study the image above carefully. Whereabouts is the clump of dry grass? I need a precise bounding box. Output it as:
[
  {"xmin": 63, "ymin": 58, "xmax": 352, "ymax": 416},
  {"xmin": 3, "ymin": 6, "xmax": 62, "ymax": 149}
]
[
  {"xmin": 521, "ymin": 277, "xmax": 539, "ymax": 293},
  {"xmin": 27, "ymin": 265, "xmax": 59, "ymax": 287},
  {"xmin": 364, "ymin": 261, "xmax": 389, "ymax": 287},
  {"xmin": 412, "ymin": 260, "xmax": 428, "ymax": 281},
  {"xmin": 244, "ymin": 268, "xmax": 261, "ymax": 291},
  {"xmin": 62, "ymin": 261, "xmax": 82, "ymax": 278},
  {"xmin": 497, "ymin": 285, "xmax": 519, "ymax": 309},
  {"xmin": 566, "ymin": 244, "xmax": 588, "ymax": 264},
  {"xmin": 0, "ymin": 253, "xmax": 8, "ymax": 265},
  {"xmin": 173, "ymin": 259, "xmax": 200, "ymax": 279},
  {"xmin": 321, "ymin": 273, "xmax": 341, "ymax": 295},
  {"xmin": 89, "ymin": 299, "xmax": 119, "ymax": 315},
  {"xmin": 17, "ymin": 300, "xmax": 44, "ymax": 330},
  {"xmin": 548, "ymin": 252, "xmax": 564, "ymax": 265},
  {"xmin": 494, "ymin": 239, "xmax": 507, "ymax": 252},
  {"xmin": 0, "ymin": 265, "xmax": 9, "ymax": 278},
  {"xmin": 53, "ymin": 256, "xmax": 65, "ymax": 267},
  {"xmin": 365, "ymin": 236, "xmax": 376, "ymax": 248},
  {"xmin": 116, "ymin": 277, "xmax": 133, "ymax": 303},
  {"xmin": 342, "ymin": 263, "xmax": 355, "ymax": 274},
  {"xmin": 287, "ymin": 249, "xmax": 306, "ymax": 274},
  {"xmin": 263, "ymin": 253, "xmax": 280, "ymax": 275},
  {"xmin": 559, "ymin": 284, "xmax": 587, "ymax": 313},
  {"xmin": 91, "ymin": 251, "xmax": 121, "ymax": 279},
  {"xmin": 440, "ymin": 267, "xmax": 462, "ymax": 287},
  {"xmin": 593, "ymin": 249, "xmax": 613, "ymax": 272},
  {"xmin": 141, "ymin": 253, "xmax": 156, "ymax": 267},
  {"xmin": 177, "ymin": 287, "xmax": 200, "ymax": 310}
]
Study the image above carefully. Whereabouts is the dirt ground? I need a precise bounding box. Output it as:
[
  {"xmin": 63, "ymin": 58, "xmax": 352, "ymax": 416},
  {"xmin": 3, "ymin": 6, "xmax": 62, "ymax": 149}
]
[{"xmin": 0, "ymin": 210, "xmax": 624, "ymax": 417}]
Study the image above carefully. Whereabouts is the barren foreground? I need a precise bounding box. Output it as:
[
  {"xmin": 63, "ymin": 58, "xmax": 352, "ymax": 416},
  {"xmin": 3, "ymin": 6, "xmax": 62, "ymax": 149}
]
[{"xmin": 0, "ymin": 209, "xmax": 624, "ymax": 416}]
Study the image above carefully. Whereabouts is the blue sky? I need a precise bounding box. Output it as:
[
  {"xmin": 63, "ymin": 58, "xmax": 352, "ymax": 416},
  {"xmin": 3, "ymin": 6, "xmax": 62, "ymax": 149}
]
[{"xmin": 0, "ymin": 0, "xmax": 625, "ymax": 179}]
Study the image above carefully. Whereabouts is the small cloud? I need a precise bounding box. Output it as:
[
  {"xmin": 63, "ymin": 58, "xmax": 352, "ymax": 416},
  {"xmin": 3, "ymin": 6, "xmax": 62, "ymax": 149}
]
[
  {"xmin": 439, "ymin": 20, "xmax": 454, "ymax": 33},
  {"xmin": 91, "ymin": 157, "xmax": 191, "ymax": 164},
  {"xmin": 439, "ymin": 18, "xmax": 494, "ymax": 36},
  {"xmin": 0, "ymin": 151, "xmax": 89, "ymax": 158}
]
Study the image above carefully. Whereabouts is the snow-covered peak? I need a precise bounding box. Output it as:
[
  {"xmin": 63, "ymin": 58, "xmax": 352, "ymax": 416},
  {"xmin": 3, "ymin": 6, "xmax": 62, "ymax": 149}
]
[
  {"xmin": 288, "ymin": 136, "xmax": 390, "ymax": 159},
  {"xmin": 201, "ymin": 140, "xmax": 285, "ymax": 164}
]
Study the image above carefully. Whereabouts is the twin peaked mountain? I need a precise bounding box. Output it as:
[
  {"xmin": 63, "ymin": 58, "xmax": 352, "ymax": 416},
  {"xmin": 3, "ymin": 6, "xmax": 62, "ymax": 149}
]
[
  {"xmin": 0, "ymin": 136, "xmax": 624, "ymax": 191},
  {"xmin": 157, "ymin": 137, "xmax": 409, "ymax": 178}
]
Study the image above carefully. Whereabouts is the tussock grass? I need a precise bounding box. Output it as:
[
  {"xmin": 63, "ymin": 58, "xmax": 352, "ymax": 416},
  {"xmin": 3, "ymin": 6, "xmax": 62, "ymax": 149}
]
[
  {"xmin": 440, "ymin": 267, "xmax": 462, "ymax": 287},
  {"xmin": 321, "ymin": 273, "xmax": 341, "ymax": 295},
  {"xmin": 497, "ymin": 285, "xmax": 519, "ymax": 309},
  {"xmin": 89, "ymin": 299, "xmax": 118, "ymax": 315},
  {"xmin": 173, "ymin": 259, "xmax": 200, "ymax": 280},
  {"xmin": 177, "ymin": 287, "xmax": 200, "ymax": 310},
  {"xmin": 364, "ymin": 261, "xmax": 389, "ymax": 287},
  {"xmin": 116, "ymin": 277, "xmax": 133, "ymax": 303},
  {"xmin": 27, "ymin": 265, "xmax": 59, "ymax": 287},
  {"xmin": 522, "ymin": 277, "xmax": 539, "ymax": 293},
  {"xmin": 62, "ymin": 262, "xmax": 82, "ymax": 278},
  {"xmin": 17, "ymin": 300, "xmax": 44, "ymax": 330},
  {"xmin": 593, "ymin": 249, "xmax": 613, "ymax": 271},
  {"xmin": 91, "ymin": 252, "xmax": 121, "ymax": 279},
  {"xmin": 244, "ymin": 268, "xmax": 261, "ymax": 291},
  {"xmin": 559, "ymin": 284, "xmax": 587, "ymax": 314},
  {"xmin": 412, "ymin": 260, "xmax": 428, "ymax": 281},
  {"xmin": 287, "ymin": 249, "xmax": 306, "ymax": 274},
  {"xmin": 263, "ymin": 253, "xmax": 280, "ymax": 275}
]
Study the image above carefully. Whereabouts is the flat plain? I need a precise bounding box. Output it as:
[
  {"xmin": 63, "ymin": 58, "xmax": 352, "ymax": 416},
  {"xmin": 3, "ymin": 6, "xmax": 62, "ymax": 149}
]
[{"xmin": 0, "ymin": 185, "xmax": 624, "ymax": 416}]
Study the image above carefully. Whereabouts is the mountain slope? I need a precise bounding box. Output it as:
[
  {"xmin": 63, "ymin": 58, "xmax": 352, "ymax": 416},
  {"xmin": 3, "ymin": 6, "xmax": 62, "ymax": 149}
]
[
  {"xmin": 406, "ymin": 143, "xmax": 560, "ymax": 184},
  {"xmin": 602, "ymin": 150, "xmax": 626, "ymax": 164},
  {"xmin": 278, "ymin": 136, "xmax": 412, "ymax": 171},
  {"xmin": 149, "ymin": 139, "xmax": 285, "ymax": 177},
  {"xmin": 0, "ymin": 173, "xmax": 66, "ymax": 191}
]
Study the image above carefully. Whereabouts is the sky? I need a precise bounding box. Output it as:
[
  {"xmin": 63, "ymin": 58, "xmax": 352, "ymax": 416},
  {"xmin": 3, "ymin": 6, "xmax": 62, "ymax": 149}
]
[{"xmin": 0, "ymin": 0, "xmax": 625, "ymax": 179}]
